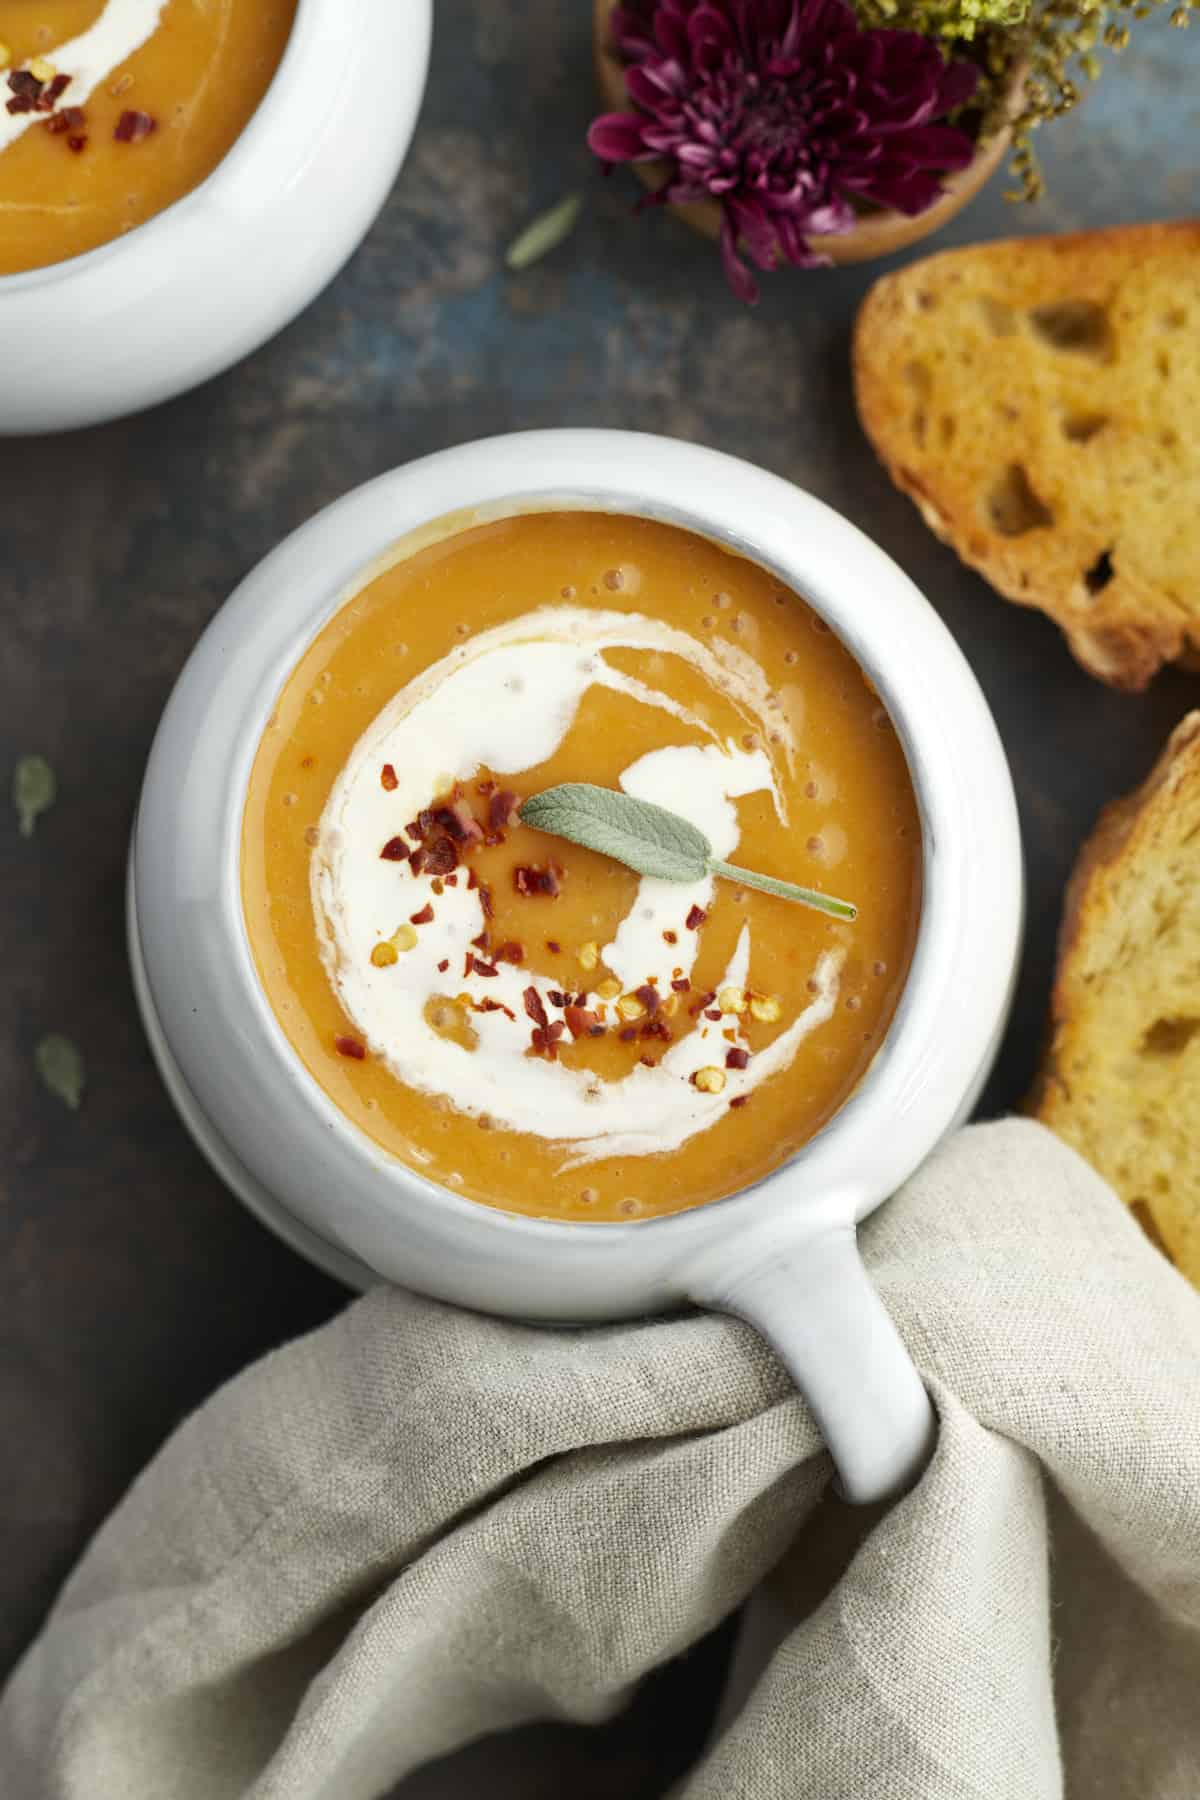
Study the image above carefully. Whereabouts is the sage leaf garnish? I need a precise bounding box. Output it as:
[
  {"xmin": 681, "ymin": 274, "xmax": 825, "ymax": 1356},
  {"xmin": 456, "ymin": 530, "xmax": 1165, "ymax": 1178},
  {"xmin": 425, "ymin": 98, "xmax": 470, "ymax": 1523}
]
[
  {"xmin": 520, "ymin": 783, "xmax": 857, "ymax": 921},
  {"xmin": 506, "ymin": 192, "xmax": 582, "ymax": 271},
  {"xmin": 13, "ymin": 754, "xmax": 56, "ymax": 839},
  {"xmin": 34, "ymin": 1034, "xmax": 86, "ymax": 1111}
]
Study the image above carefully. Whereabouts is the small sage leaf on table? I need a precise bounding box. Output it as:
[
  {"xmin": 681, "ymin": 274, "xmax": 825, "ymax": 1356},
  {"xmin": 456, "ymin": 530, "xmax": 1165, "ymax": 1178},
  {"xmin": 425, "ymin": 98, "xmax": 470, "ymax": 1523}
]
[
  {"xmin": 520, "ymin": 783, "xmax": 857, "ymax": 921},
  {"xmin": 505, "ymin": 192, "xmax": 582, "ymax": 271},
  {"xmin": 34, "ymin": 1034, "xmax": 86, "ymax": 1111},
  {"xmin": 13, "ymin": 754, "xmax": 56, "ymax": 838}
]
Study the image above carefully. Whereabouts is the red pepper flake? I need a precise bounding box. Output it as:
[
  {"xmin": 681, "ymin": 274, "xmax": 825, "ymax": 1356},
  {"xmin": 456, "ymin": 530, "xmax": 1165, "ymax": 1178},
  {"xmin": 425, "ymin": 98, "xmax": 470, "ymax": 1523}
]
[
  {"xmin": 529, "ymin": 1026, "xmax": 559, "ymax": 1060},
  {"xmin": 431, "ymin": 799, "xmax": 484, "ymax": 845},
  {"xmin": 405, "ymin": 821, "xmax": 422, "ymax": 841},
  {"xmin": 730, "ymin": 1095, "xmax": 750, "ymax": 1109},
  {"xmin": 671, "ymin": 978, "xmax": 691, "ymax": 993},
  {"xmin": 410, "ymin": 904, "xmax": 435, "ymax": 926},
  {"xmin": 489, "ymin": 789, "xmax": 518, "ymax": 831},
  {"xmin": 334, "ymin": 1034, "xmax": 366, "ymax": 1060},
  {"xmin": 466, "ymin": 867, "xmax": 478, "ymax": 890},
  {"xmin": 380, "ymin": 763, "xmax": 398, "ymax": 792},
  {"xmin": 496, "ymin": 941, "xmax": 525, "ymax": 965},
  {"xmin": 565, "ymin": 1005, "xmax": 601, "ymax": 1039},
  {"xmin": 115, "ymin": 108, "xmax": 156, "ymax": 143},
  {"xmin": 545, "ymin": 939, "xmax": 561, "ymax": 954},
  {"xmin": 619, "ymin": 1026, "xmax": 638, "ymax": 1042},
  {"xmin": 547, "ymin": 990, "xmax": 568, "ymax": 1009},
  {"xmin": 573, "ymin": 992, "xmax": 587, "ymax": 1007},
  {"xmin": 477, "ymin": 997, "xmax": 513, "ymax": 1018},
  {"xmin": 479, "ymin": 885, "xmax": 494, "ymax": 919},
  {"xmin": 469, "ymin": 955, "xmax": 499, "ymax": 978},
  {"xmin": 437, "ymin": 958, "xmax": 450, "ymax": 974},
  {"xmin": 639, "ymin": 1055, "xmax": 658, "ymax": 1068},
  {"xmin": 477, "ymin": 778, "xmax": 495, "ymax": 796},
  {"xmin": 444, "ymin": 872, "xmax": 458, "ymax": 886},
  {"xmin": 547, "ymin": 1021, "xmax": 566, "ymax": 1041},
  {"xmin": 35, "ymin": 72, "xmax": 71, "ymax": 112},
  {"xmin": 704, "ymin": 1008, "xmax": 722, "ymax": 1021},
  {"xmin": 7, "ymin": 70, "xmax": 43, "ymax": 114},
  {"xmin": 423, "ymin": 836, "xmax": 458, "ymax": 876},
  {"xmin": 380, "ymin": 836, "xmax": 410, "ymax": 862},
  {"xmin": 663, "ymin": 929, "xmax": 678, "ymax": 945},
  {"xmin": 689, "ymin": 991, "xmax": 717, "ymax": 1016},
  {"xmin": 641, "ymin": 1018, "xmax": 672, "ymax": 1043},
  {"xmin": 686, "ymin": 905, "xmax": 708, "ymax": 930},
  {"xmin": 514, "ymin": 861, "xmax": 562, "ymax": 898},
  {"xmin": 301, "ymin": 755, "xmax": 316, "ymax": 769},
  {"xmin": 634, "ymin": 984, "xmax": 660, "ymax": 1015},
  {"xmin": 726, "ymin": 1047, "xmax": 750, "ymax": 1070},
  {"xmin": 523, "ymin": 988, "xmax": 549, "ymax": 1030},
  {"xmin": 471, "ymin": 930, "xmax": 491, "ymax": 950},
  {"xmin": 67, "ymin": 134, "xmax": 87, "ymax": 153},
  {"xmin": 429, "ymin": 875, "xmax": 442, "ymax": 894}
]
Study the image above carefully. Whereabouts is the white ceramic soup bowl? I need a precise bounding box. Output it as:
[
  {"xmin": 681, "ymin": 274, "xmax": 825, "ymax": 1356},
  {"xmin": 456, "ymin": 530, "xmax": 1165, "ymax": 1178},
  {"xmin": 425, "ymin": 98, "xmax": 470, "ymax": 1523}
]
[
  {"xmin": 0, "ymin": 0, "xmax": 432, "ymax": 436},
  {"xmin": 130, "ymin": 430, "xmax": 1023, "ymax": 1504}
]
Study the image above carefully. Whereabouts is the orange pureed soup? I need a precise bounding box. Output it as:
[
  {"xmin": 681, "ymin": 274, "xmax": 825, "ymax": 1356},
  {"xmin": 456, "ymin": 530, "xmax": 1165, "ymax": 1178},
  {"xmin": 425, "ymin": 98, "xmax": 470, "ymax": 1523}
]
[
  {"xmin": 242, "ymin": 513, "xmax": 922, "ymax": 1223},
  {"xmin": 0, "ymin": 1, "xmax": 296, "ymax": 274}
]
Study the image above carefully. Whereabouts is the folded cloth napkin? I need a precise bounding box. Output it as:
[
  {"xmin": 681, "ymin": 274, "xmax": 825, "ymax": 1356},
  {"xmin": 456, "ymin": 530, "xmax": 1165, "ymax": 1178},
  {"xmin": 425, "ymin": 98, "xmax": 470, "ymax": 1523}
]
[{"xmin": 2, "ymin": 1120, "xmax": 1199, "ymax": 1800}]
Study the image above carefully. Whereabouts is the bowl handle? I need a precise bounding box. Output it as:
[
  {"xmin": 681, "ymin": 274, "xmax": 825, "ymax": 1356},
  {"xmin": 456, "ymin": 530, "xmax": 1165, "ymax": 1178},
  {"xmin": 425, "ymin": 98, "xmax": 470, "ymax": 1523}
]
[{"xmin": 691, "ymin": 1225, "xmax": 934, "ymax": 1505}]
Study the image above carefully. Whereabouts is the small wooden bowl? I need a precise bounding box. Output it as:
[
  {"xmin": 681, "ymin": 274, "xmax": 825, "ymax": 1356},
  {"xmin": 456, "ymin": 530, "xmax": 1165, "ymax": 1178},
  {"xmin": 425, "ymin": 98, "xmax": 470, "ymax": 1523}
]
[{"xmin": 592, "ymin": 0, "xmax": 1025, "ymax": 268}]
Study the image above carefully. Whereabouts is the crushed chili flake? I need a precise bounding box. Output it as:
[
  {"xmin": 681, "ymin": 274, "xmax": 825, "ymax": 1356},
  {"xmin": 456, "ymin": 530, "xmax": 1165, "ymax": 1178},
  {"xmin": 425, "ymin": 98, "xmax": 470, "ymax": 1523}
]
[
  {"xmin": 618, "ymin": 1026, "xmax": 638, "ymax": 1042},
  {"xmin": 115, "ymin": 108, "xmax": 156, "ymax": 143},
  {"xmin": 7, "ymin": 70, "xmax": 43, "ymax": 113},
  {"xmin": 334, "ymin": 1034, "xmax": 366, "ymax": 1060},
  {"xmin": 514, "ymin": 862, "xmax": 562, "ymax": 898},
  {"xmin": 662, "ymin": 929, "xmax": 678, "ymax": 945},
  {"xmin": 405, "ymin": 821, "xmax": 422, "ymax": 840},
  {"xmin": 545, "ymin": 939, "xmax": 561, "ymax": 954},
  {"xmin": 433, "ymin": 799, "xmax": 483, "ymax": 845},
  {"xmin": 686, "ymin": 905, "xmax": 708, "ymax": 930},
  {"xmin": 380, "ymin": 763, "xmax": 398, "ymax": 791},
  {"xmin": 35, "ymin": 72, "xmax": 71, "ymax": 111},
  {"xmin": 67, "ymin": 134, "xmax": 86, "ymax": 152},
  {"xmin": 730, "ymin": 1095, "xmax": 750, "ymax": 1109},
  {"xmin": 444, "ymin": 872, "xmax": 458, "ymax": 886},
  {"xmin": 726, "ymin": 1047, "xmax": 750, "ymax": 1070},
  {"xmin": 437, "ymin": 958, "xmax": 450, "ymax": 973},
  {"xmin": 671, "ymin": 978, "xmax": 691, "ymax": 993},
  {"xmin": 479, "ymin": 885, "xmax": 495, "ymax": 918},
  {"xmin": 639, "ymin": 1056, "xmax": 659, "ymax": 1068},
  {"xmin": 689, "ymin": 991, "xmax": 717, "ymax": 1015},
  {"xmin": 529, "ymin": 1026, "xmax": 559, "ymax": 1060},
  {"xmin": 47, "ymin": 104, "xmax": 84, "ymax": 134},
  {"xmin": 523, "ymin": 988, "xmax": 549, "ymax": 1030},
  {"xmin": 547, "ymin": 990, "xmax": 568, "ymax": 1009},
  {"xmin": 466, "ymin": 867, "xmax": 478, "ymax": 890},
  {"xmin": 380, "ymin": 836, "xmax": 409, "ymax": 862},
  {"xmin": 547, "ymin": 1021, "xmax": 566, "ymax": 1040},
  {"xmin": 565, "ymin": 1005, "xmax": 601, "ymax": 1039},
  {"xmin": 410, "ymin": 903, "xmax": 435, "ymax": 926},
  {"xmin": 471, "ymin": 930, "xmax": 491, "ymax": 950},
  {"xmin": 488, "ymin": 789, "xmax": 518, "ymax": 830},
  {"xmin": 634, "ymin": 984, "xmax": 660, "ymax": 1015},
  {"xmin": 496, "ymin": 941, "xmax": 525, "ymax": 965},
  {"xmin": 423, "ymin": 836, "xmax": 458, "ymax": 876},
  {"xmin": 469, "ymin": 955, "xmax": 499, "ymax": 978},
  {"xmin": 704, "ymin": 1008, "xmax": 722, "ymax": 1021},
  {"xmin": 477, "ymin": 778, "xmax": 495, "ymax": 796},
  {"xmin": 641, "ymin": 1018, "xmax": 672, "ymax": 1043}
]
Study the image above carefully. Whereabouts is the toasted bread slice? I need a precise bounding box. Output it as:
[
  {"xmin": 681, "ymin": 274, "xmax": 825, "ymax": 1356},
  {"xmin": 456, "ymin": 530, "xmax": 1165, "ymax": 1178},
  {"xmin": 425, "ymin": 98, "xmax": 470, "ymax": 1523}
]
[
  {"xmin": 854, "ymin": 223, "xmax": 1200, "ymax": 691},
  {"xmin": 1031, "ymin": 712, "xmax": 1200, "ymax": 1285}
]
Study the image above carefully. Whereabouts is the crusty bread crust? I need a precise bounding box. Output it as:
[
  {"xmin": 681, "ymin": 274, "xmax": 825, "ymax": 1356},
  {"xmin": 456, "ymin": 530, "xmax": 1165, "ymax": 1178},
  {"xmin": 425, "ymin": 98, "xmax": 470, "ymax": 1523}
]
[
  {"xmin": 854, "ymin": 222, "xmax": 1200, "ymax": 691},
  {"xmin": 1031, "ymin": 712, "xmax": 1200, "ymax": 1283}
]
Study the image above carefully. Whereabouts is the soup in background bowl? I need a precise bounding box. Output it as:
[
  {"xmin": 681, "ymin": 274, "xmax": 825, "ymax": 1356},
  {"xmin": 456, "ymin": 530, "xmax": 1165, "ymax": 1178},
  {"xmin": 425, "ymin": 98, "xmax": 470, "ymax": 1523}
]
[{"xmin": 242, "ymin": 512, "xmax": 922, "ymax": 1222}]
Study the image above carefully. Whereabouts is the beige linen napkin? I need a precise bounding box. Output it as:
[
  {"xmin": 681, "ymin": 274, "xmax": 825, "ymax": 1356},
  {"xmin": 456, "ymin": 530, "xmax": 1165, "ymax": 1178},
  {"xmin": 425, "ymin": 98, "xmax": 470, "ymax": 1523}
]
[{"xmin": 2, "ymin": 1119, "xmax": 1199, "ymax": 1800}]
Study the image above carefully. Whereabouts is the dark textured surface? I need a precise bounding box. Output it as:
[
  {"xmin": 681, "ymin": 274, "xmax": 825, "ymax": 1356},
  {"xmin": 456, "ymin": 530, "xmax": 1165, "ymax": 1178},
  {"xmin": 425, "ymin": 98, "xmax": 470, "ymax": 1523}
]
[{"xmin": 1, "ymin": 2, "xmax": 1198, "ymax": 1789}]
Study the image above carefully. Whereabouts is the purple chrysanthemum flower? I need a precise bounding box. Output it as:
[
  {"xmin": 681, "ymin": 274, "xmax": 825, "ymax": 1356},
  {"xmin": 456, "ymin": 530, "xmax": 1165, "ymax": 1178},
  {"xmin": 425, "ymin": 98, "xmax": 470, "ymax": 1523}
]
[{"xmin": 589, "ymin": 0, "xmax": 980, "ymax": 301}]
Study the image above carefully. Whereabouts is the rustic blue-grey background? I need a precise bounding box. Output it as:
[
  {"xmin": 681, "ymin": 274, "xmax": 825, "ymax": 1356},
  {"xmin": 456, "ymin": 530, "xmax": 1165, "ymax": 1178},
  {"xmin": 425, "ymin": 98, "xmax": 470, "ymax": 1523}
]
[{"xmin": 2, "ymin": 2, "xmax": 1198, "ymax": 1789}]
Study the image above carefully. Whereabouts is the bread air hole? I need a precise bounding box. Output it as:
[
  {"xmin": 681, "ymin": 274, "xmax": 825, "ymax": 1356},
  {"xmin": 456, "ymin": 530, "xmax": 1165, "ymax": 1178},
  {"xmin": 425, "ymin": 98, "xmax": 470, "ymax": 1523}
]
[
  {"xmin": 904, "ymin": 360, "xmax": 931, "ymax": 445},
  {"xmin": 1084, "ymin": 548, "xmax": 1115, "ymax": 594},
  {"xmin": 1029, "ymin": 299, "xmax": 1113, "ymax": 357},
  {"xmin": 986, "ymin": 463, "xmax": 1054, "ymax": 536},
  {"xmin": 1141, "ymin": 1016, "xmax": 1200, "ymax": 1056},
  {"xmin": 1063, "ymin": 412, "xmax": 1109, "ymax": 444}
]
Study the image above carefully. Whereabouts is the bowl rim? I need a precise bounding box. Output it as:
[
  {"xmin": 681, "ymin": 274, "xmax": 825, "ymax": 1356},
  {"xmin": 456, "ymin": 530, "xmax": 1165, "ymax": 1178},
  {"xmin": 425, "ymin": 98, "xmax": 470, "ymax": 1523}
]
[{"xmin": 133, "ymin": 430, "xmax": 1023, "ymax": 1312}]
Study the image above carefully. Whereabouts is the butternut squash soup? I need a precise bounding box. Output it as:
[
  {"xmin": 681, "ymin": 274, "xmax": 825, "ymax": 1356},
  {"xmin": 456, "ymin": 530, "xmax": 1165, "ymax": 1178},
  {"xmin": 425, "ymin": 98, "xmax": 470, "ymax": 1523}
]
[
  {"xmin": 0, "ymin": 0, "xmax": 296, "ymax": 274},
  {"xmin": 242, "ymin": 513, "xmax": 922, "ymax": 1222}
]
